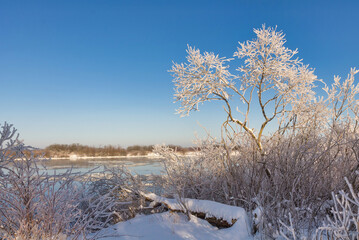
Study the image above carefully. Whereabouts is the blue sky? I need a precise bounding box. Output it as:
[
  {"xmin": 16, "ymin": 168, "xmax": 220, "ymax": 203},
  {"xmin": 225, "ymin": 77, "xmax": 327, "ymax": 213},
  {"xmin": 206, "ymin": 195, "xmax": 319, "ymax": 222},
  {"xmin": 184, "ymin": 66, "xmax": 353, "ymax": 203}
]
[{"xmin": 1, "ymin": 0, "xmax": 358, "ymax": 148}]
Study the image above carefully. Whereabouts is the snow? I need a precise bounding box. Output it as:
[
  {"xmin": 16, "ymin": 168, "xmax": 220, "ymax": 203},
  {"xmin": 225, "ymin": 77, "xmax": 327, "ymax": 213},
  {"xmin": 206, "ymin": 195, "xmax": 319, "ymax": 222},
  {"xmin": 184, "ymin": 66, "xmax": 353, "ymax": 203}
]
[
  {"xmin": 94, "ymin": 212, "xmax": 253, "ymax": 240},
  {"xmin": 252, "ymin": 206, "xmax": 263, "ymax": 226},
  {"xmin": 69, "ymin": 154, "xmax": 78, "ymax": 161}
]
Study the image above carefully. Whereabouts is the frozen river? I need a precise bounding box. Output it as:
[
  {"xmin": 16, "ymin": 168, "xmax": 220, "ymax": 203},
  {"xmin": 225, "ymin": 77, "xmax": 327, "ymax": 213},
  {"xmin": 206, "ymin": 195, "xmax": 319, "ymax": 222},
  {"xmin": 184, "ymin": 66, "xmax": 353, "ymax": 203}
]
[{"xmin": 41, "ymin": 157, "xmax": 164, "ymax": 176}]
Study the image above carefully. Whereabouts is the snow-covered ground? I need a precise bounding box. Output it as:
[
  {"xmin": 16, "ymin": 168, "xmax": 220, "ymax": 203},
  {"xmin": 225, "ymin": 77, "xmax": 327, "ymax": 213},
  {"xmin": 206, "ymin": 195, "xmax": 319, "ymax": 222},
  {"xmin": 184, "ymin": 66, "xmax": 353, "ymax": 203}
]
[
  {"xmin": 91, "ymin": 194, "xmax": 253, "ymax": 240},
  {"xmin": 94, "ymin": 212, "xmax": 253, "ymax": 240}
]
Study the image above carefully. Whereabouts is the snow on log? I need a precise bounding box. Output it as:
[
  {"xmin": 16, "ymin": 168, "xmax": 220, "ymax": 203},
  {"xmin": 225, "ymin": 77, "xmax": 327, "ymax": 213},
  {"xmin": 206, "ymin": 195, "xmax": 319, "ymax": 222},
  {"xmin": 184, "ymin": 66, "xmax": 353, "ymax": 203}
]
[{"xmin": 142, "ymin": 192, "xmax": 250, "ymax": 230}]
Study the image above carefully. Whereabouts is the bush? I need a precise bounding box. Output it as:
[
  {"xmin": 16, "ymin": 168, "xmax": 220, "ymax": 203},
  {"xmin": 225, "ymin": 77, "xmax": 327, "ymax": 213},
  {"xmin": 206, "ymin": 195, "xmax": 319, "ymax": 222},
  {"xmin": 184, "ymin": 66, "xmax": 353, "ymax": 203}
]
[{"xmin": 0, "ymin": 123, "xmax": 121, "ymax": 240}]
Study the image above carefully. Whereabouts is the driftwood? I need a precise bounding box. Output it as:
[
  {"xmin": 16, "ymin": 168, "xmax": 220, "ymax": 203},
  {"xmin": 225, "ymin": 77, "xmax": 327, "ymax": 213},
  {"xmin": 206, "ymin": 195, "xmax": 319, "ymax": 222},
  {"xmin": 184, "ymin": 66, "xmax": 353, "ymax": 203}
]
[{"xmin": 143, "ymin": 195, "xmax": 237, "ymax": 229}]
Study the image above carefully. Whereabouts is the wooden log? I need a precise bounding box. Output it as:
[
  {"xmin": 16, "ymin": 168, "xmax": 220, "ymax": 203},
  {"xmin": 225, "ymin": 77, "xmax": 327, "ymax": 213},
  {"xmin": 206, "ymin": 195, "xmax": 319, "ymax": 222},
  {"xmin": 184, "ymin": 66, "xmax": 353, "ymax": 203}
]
[{"xmin": 143, "ymin": 196, "xmax": 236, "ymax": 229}]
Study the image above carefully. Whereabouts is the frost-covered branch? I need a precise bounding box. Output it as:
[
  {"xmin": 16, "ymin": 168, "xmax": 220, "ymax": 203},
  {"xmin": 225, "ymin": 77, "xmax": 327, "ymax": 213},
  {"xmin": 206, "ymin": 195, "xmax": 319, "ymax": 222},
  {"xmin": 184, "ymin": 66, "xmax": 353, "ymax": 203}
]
[
  {"xmin": 324, "ymin": 68, "xmax": 359, "ymax": 129},
  {"xmin": 171, "ymin": 45, "xmax": 235, "ymax": 116}
]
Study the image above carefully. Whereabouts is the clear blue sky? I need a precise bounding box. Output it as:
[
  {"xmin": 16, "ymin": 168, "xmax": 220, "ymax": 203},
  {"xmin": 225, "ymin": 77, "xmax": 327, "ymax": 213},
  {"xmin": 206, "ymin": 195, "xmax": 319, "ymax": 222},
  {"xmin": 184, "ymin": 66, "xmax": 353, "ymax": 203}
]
[{"xmin": 1, "ymin": 0, "xmax": 358, "ymax": 148}]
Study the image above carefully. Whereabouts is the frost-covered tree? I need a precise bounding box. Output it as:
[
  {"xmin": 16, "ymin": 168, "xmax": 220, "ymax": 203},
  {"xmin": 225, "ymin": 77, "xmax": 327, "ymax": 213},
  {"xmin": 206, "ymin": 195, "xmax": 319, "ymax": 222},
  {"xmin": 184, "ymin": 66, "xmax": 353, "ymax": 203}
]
[
  {"xmin": 164, "ymin": 25, "xmax": 359, "ymax": 237},
  {"xmin": 171, "ymin": 25, "xmax": 319, "ymax": 154}
]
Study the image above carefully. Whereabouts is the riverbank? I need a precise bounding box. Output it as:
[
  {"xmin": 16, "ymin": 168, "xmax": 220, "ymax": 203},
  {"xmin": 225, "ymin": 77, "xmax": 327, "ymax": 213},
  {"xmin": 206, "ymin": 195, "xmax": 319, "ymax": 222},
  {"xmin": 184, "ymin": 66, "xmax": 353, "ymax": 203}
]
[{"xmin": 41, "ymin": 144, "xmax": 194, "ymax": 160}]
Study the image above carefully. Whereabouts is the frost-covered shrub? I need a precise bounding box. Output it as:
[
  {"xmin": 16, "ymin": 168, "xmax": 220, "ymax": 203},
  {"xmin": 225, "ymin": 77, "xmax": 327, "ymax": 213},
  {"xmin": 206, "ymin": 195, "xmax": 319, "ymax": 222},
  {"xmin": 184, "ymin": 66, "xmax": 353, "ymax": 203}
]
[
  {"xmin": 87, "ymin": 166, "xmax": 148, "ymax": 222},
  {"xmin": 156, "ymin": 128, "xmax": 359, "ymax": 237},
  {"xmin": 315, "ymin": 177, "xmax": 359, "ymax": 240},
  {"xmin": 279, "ymin": 177, "xmax": 359, "ymax": 240},
  {"xmin": 0, "ymin": 122, "xmax": 121, "ymax": 240}
]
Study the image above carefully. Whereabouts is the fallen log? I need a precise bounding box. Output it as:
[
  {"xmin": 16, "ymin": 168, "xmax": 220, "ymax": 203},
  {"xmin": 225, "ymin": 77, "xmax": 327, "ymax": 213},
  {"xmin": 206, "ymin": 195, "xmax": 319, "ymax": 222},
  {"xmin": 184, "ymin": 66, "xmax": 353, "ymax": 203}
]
[{"xmin": 142, "ymin": 192, "xmax": 248, "ymax": 229}]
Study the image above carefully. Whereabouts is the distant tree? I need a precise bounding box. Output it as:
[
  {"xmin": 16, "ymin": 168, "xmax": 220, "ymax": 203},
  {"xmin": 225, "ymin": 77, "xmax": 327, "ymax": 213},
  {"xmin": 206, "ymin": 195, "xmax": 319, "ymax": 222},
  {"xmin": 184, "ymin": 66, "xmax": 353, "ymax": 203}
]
[{"xmin": 44, "ymin": 144, "xmax": 170, "ymax": 157}]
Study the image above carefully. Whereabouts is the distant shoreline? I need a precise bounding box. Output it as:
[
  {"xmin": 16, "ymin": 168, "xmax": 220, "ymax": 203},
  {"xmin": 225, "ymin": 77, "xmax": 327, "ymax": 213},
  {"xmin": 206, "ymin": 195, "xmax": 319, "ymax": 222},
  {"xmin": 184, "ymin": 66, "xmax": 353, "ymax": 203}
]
[{"xmin": 48, "ymin": 154, "xmax": 163, "ymax": 160}]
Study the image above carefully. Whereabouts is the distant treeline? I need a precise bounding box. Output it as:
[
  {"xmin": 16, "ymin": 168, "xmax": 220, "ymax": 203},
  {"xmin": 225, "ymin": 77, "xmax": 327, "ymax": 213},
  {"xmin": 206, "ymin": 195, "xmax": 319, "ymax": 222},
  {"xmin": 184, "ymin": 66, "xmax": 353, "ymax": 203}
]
[{"xmin": 42, "ymin": 143, "xmax": 193, "ymax": 158}]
